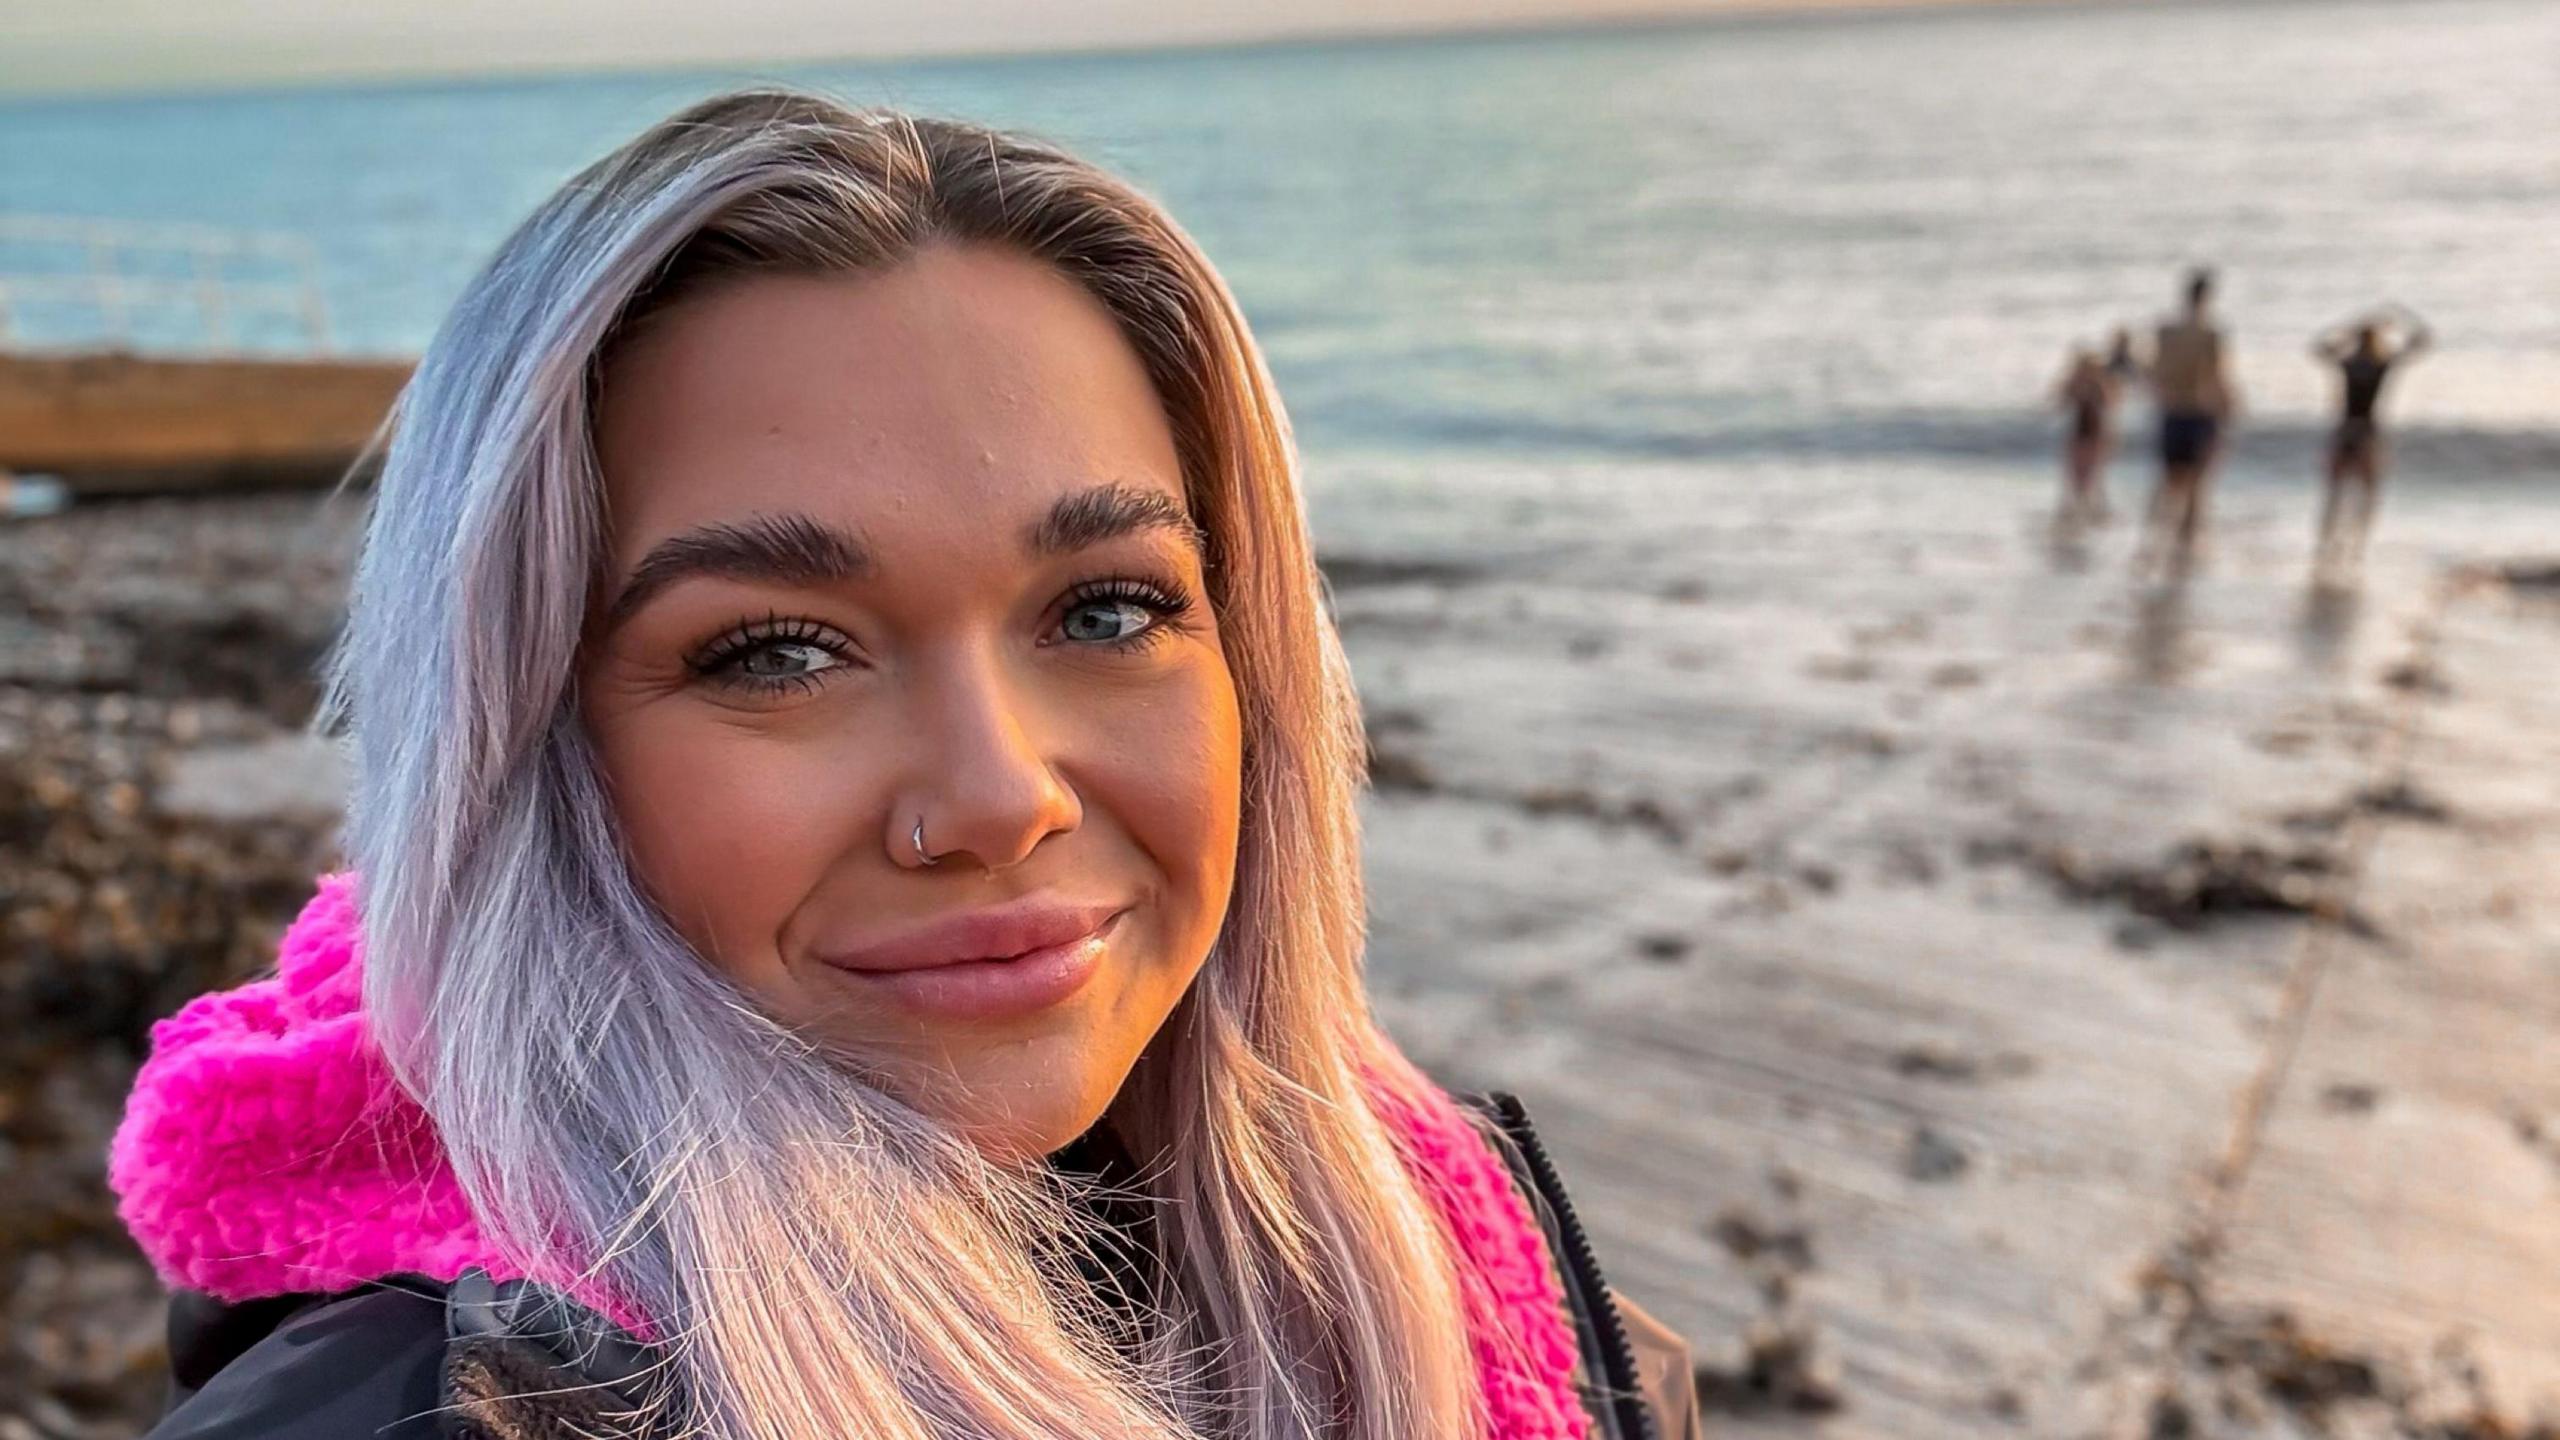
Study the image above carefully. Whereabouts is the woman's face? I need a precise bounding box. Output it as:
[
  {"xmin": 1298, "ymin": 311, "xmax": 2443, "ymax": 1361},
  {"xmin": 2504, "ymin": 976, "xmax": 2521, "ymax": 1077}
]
[{"xmin": 581, "ymin": 242, "xmax": 1244, "ymax": 1161}]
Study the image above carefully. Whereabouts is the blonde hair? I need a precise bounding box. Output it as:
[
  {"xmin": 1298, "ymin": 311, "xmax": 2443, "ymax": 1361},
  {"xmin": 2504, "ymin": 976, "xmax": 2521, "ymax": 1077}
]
[{"xmin": 320, "ymin": 87, "xmax": 1485, "ymax": 1440}]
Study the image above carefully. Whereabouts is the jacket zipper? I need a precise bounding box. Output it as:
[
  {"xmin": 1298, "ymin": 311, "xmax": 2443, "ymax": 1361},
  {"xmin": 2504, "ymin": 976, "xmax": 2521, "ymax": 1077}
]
[{"xmin": 1487, "ymin": 1091, "xmax": 1657, "ymax": 1440}]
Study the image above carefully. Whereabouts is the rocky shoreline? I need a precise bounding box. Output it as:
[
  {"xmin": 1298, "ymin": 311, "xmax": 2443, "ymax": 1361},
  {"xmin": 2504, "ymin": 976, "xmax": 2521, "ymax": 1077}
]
[{"xmin": 3, "ymin": 494, "xmax": 358, "ymax": 1439}]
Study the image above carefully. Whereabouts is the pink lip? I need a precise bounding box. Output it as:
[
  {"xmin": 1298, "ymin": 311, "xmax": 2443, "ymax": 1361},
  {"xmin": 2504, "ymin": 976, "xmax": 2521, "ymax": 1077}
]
[
  {"xmin": 820, "ymin": 897, "xmax": 1128, "ymax": 972},
  {"xmin": 815, "ymin": 899, "xmax": 1129, "ymax": 1021}
]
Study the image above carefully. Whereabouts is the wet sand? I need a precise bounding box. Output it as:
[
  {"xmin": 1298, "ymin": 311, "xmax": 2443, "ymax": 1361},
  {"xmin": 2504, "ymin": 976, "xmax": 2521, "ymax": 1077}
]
[
  {"xmin": 3, "ymin": 455, "xmax": 2556, "ymax": 1437},
  {"xmin": 1332, "ymin": 453, "xmax": 2560, "ymax": 1437}
]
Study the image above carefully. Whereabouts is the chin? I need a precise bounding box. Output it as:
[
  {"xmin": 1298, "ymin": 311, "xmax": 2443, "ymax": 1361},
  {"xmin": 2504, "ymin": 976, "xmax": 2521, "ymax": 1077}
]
[
  {"xmin": 860, "ymin": 1032, "xmax": 1135, "ymax": 1163},
  {"xmin": 787, "ymin": 944, "xmax": 1198, "ymax": 1164},
  {"xmin": 928, "ymin": 1076, "xmax": 1120, "ymax": 1164}
]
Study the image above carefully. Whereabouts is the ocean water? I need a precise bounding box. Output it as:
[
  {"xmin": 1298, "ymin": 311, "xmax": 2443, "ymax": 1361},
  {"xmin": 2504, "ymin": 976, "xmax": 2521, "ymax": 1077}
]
[{"xmin": 1, "ymin": 0, "xmax": 2555, "ymax": 492}]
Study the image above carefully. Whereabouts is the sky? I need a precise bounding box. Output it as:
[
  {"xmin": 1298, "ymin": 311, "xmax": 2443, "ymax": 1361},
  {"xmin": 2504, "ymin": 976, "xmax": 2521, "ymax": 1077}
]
[{"xmin": 0, "ymin": 0, "xmax": 2040, "ymax": 99}]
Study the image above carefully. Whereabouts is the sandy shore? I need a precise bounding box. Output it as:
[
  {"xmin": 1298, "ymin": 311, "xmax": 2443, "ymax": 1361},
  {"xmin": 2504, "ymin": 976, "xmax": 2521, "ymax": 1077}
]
[
  {"xmin": 1326, "ymin": 451, "xmax": 2560, "ymax": 1437},
  {"xmin": 3, "ymin": 461, "xmax": 2555, "ymax": 1437}
]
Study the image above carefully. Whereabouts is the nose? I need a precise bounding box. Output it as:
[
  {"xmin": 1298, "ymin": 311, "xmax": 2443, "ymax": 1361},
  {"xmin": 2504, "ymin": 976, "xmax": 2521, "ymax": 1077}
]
[{"xmin": 890, "ymin": 640, "xmax": 1082, "ymax": 873}]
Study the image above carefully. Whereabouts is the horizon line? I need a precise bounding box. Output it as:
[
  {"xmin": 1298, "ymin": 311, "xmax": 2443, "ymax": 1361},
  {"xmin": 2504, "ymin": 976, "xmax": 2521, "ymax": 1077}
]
[{"xmin": 1, "ymin": 0, "xmax": 2141, "ymax": 107}]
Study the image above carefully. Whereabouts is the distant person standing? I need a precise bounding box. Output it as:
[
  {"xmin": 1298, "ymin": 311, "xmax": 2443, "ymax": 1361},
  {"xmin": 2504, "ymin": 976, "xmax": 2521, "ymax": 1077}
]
[
  {"xmin": 2139, "ymin": 267, "xmax": 2238, "ymax": 572},
  {"xmin": 2311, "ymin": 303, "xmax": 2431, "ymax": 571},
  {"xmin": 2105, "ymin": 326, "xmax": 2140, "ymax": 385},
  {"xmin": 2053, "ymin": 343, "xmax": 2122, "ymax": 524}
]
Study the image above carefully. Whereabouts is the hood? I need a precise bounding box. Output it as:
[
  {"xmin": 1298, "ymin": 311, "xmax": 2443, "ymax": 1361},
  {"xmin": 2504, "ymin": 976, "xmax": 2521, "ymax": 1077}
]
[
  {"xmin": 110, "ymin": 873, "xmax": 1592, "ymax": 1438},
  {"xmin": 108, "ymin": 873, "xmax": 526, "ymax": 1305}
]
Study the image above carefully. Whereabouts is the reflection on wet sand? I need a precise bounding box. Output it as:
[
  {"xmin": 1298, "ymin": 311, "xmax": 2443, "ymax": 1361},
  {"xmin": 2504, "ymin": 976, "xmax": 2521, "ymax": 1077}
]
[
  {"xmin": 2045, "ymin": 511, "xmax": 2095, "ymax": 573},
  {"xmin": 2129, "ymin": 575, "xmax": 2196, "ymax": 685},
  {"xmin": 2295, "ymin": 576, "xmax": 2363, "ymax": 674}
]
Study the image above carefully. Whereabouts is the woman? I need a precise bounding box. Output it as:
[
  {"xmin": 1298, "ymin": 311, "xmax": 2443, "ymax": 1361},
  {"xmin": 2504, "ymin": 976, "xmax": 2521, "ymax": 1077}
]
[{"xmin": 108, "ymin": 88, "xmax": 1700, "ymax": 1440}]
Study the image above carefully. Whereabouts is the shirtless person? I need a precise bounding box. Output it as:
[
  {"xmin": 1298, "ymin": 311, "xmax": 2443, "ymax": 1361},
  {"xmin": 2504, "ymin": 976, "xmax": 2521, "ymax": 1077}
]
[
  {"xmin": 2140, "ymin": 267, "xmax": 2238, "ymax": 572},
  {"xmin": 2311, "ymin": 303, "xmax": 2430, "ymax": 571}
]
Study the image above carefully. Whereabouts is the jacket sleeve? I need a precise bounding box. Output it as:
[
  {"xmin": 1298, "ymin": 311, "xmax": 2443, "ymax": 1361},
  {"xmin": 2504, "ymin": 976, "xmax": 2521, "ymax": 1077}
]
[
  {"xmin": 145, "ymin": 1285, "xmax": 451, "ymax": 1439},
  {"xmin": 1609, "ymin": 1287, "xmax": 1704, "ymax": 1440}
]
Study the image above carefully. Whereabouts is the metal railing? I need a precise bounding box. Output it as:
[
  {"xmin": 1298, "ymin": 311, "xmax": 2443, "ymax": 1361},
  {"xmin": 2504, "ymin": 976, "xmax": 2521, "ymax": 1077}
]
[{"xmin": 0, "ymin": 214, "xmax": 336, "ymax": 355}]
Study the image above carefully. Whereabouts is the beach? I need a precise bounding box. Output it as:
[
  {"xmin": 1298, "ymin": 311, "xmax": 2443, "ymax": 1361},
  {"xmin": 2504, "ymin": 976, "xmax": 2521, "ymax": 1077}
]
[
  {"xmin": 4, "ymin": 453, "xmax": 2556, "ymax": 1436},
  {"xmin": 4, "ymin": 0, "xmax": 2557, "ymax": 1433},
  {"xmin": 1327, "ymin": 449, "xmax": 2560, "ymax": 1436}
]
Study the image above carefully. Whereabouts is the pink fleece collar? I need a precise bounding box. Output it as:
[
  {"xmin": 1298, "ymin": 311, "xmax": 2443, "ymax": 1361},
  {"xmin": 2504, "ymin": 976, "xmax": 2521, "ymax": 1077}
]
[{"xmin": 110, "ymin": 873, "xmax": 1589, "ymax": 1438}]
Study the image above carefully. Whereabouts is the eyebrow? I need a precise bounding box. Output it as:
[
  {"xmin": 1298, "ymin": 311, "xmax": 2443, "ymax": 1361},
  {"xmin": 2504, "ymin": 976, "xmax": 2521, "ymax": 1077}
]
[{"xmin": 603, "ymin": 482, "xmax": 1208, "ymax": 629}]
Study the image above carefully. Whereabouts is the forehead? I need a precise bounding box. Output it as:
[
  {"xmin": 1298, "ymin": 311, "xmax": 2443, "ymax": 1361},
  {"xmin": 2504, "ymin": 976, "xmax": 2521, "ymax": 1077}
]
[{"xmin": 590, "ymin": 243, "xmax": 1187, "ymax": 559}]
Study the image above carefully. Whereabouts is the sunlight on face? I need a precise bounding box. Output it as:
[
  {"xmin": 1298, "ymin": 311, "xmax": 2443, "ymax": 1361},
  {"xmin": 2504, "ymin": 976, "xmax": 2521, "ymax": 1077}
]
[{"xmin": 580, "ymin": 242, "xmax": 1244, "ymax": 1161}]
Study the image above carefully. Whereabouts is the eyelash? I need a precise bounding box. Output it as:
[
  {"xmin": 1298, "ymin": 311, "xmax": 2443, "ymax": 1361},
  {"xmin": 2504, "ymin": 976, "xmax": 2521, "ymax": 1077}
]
[
  {"xmin": 1060, "ymin": 576, "xmax": 1196, "ymax": 655},
  {"xmin": 688, "ymin": 613, "xmax": 840, "ymax": 697},
  {"xmin": 685, "ymin": 576, "xmax": 1198, "ymax": 697}
]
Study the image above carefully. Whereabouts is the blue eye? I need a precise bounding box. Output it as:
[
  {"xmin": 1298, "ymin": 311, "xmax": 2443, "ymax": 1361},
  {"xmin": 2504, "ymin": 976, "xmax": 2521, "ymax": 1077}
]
[
  {"xmin": 1061, "ymin": 578, "xmax": 1194, "ymax": 652},
  {"xmin": 733, "ymin": 639, "xmax": 840, "ymax": 680},
  {"xmin": 689, "ymin": 614, "xmax": 851, "ymax": 696},
  {"xmin": 1062, "ymin": 600, "xmax": 1148, "ymax": 644}
]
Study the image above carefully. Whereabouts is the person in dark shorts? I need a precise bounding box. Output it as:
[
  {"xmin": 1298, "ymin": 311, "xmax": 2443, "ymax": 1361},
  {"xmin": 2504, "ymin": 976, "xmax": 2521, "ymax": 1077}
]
[
  {"xmin": 2311, "ymin": 303, "xmax": 2431, "ymax": 571},
  {"xmin": 2053, "ymin": 343, "xmax": 2122, "ymax": 524},
  {"xmin": 2138, "ymin": 267, "xmax": 2238, "ymax": 574}
]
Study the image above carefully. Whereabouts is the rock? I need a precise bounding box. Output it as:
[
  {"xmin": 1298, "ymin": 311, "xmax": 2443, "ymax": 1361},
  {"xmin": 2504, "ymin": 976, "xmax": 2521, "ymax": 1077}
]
[
  {"xmin": 1890, "ymin": 1045, "xmax": 2033, "ymax": 1084},
  {"xmin": 2356, "ymin": 779, "xmax": 2456, "ymax": 824},
  {"xmin": 158, "ymin": 734, "xmax": 349, "ymax": 821},
  {"xmin": 1707, "ymin": 1209, "xmax": 1816, "ymax": 1271},
  {"xmin": 1903, "ymin": 1124, "xmax": 1971, "ymax": 1182},
  {"xmin": 1, "ymin": 493, "xmax": 357, "ymax": 1440},
  {"xmin": 1806, "ymin": 654, "xmax": 1878, "ymax": 682},
  {"xmin": 1362, "ymin": 740, "xmax": 1436, "ymax": 793},
  {"xmin": 2036, "ymin": 837, "xmax": 2369, "ymax": 934},
  {"xmin": 1633, "ymin": 931, "xmax": 1693, "ymax": 964},
  {"xmin": 2382, "ymin": 658, "xmax": 2452, "ymax": 696},
  {"xmin": 2148, "ymin": 1389, "xmax": 2195, "ymax": 1438},
  {"xmin": 2492, "ymin": 560, "xmax": 2560, "ymax": 594},
  {"xmin": 1693, "ymin": 1315, "xmax": 1846, "ymax": 1416}
]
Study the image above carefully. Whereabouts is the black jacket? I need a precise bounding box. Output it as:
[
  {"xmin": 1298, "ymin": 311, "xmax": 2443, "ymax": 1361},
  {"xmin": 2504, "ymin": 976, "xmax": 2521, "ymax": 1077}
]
[{"xmin": 144, "ymin": 1093, "xmax": 1692, "ymax": 1440}]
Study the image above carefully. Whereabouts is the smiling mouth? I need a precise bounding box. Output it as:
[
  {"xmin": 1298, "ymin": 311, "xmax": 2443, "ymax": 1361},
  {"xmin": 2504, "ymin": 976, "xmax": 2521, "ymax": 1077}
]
[
  {"xmin": 821, "ymin": 908, "xmax": 1128, "ymax": 1021},
  {"xmin": 819, "ymin": 896, "xmax": 1128, "ymax": 973}
]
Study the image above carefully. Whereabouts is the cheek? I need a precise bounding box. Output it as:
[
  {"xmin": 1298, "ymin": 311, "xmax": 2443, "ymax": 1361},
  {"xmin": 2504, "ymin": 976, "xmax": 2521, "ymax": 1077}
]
[
  {"xmin": 587, "ymin": 711, "xmax": 861, "ymax": 974},
  {"xmin": 1105, "ymin": 665, "xmax": 1244, "ymax": 944}
]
